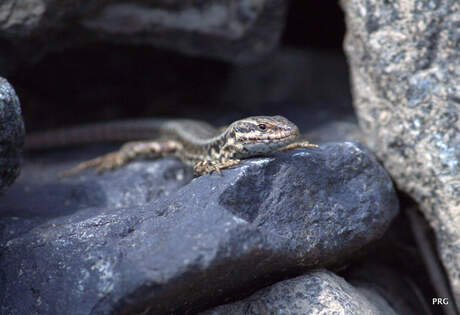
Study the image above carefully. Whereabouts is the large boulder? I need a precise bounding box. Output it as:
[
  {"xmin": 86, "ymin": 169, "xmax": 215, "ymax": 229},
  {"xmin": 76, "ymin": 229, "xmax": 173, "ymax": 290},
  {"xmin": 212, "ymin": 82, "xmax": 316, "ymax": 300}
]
[
  {"xmin": 0, "ymin": 142, "xmax": 398, "ymax": 314},
  {"xmin": 341, "ymin": 0, "xmax": 460, "ymax": 304}
]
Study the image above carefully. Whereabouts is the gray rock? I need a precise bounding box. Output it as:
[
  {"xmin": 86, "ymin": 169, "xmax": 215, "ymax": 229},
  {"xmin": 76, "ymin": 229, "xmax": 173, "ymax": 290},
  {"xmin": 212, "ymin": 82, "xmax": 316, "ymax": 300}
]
[
  {"xmin": 0, "ymin": 77, "xmax": 25, "ymax": 193},
  {"xmin": 201, "ymin": 269, "xmax": 396, "ymax": 315},
  {"xmin": 0, "ymin": 142, "xmax": 398, "ymax": 314},
  {"xmin": 0, "ymin": 151, "xmax": 192, "ymax": 219},
  {"xmin": 341, "ymin": 0, "xmax": 460, "ymax": 305},
  {"xmin": 0, "ymin": 150, "xmax": 192, "ymax": 243},
  {"xmin": 0, "ymin": 0, "xmax": 286, "ymax": 71}
]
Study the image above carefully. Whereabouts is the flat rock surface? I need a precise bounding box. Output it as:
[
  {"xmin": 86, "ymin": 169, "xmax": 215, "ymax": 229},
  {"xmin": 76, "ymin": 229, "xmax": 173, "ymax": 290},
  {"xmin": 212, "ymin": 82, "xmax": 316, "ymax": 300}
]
[
  {"xmin": 341, "ymin": 0, "xmax": 460, "ymax": 304},
  {"xmin": 202, "ymin": 269, "xmax": 396, "ymax": 314},
  {"xmin": 0, "ymin": 142, "xmax": 398, "ymax": 314},
  {"xmin": 0, "ymin": 77, "xmax": 24, "ymax": 194}
]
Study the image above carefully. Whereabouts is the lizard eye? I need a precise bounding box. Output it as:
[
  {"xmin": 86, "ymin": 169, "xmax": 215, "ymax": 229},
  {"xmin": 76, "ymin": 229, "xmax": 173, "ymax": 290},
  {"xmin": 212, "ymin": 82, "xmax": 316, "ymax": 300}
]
[{"xmin": 258, "ymin": 124, "xmax": 266, "ymax": 130}]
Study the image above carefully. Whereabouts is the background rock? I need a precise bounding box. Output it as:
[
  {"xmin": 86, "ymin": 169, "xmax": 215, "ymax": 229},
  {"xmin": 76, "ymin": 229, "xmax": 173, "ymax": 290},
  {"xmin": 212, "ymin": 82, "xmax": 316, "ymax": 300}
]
[
  {"xmin": 341, "ymin": 0, "xmax": 460, "ymax": 305},
  {"xmin": 0, "ymin": 142, "xmax": 398, "ymax": 314},
  {"xmin": 15, "ymin": 48, "xmax": 354, "ymax": 135},
  {"xmin": 345, "ymin": 263, "xmax": 435, "ymax": 315},
  {"xmin": 202, "ymin": 269, "xmax": 397, "ymax": 315},
  {"xmin": 348, "ymin": 206, "xmax": 459, "ymax": 315},
  {"xmin": 0, "ymin": 0, "xmax": 286, "ymax": 72},
  {"xmin": 0, "ymin": 77, "xmax": 24, "ymax": 193},
  {"xmin": 222, "ymin": 49, "xmax": 351, "ymax": 113}
]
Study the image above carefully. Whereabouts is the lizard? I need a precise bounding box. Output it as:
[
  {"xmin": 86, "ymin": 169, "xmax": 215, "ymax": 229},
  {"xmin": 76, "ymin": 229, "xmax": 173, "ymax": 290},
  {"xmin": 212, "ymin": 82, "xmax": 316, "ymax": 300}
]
[{"xmin": 25, "ymin": 115, "xmax": 318, "ymax": 177}]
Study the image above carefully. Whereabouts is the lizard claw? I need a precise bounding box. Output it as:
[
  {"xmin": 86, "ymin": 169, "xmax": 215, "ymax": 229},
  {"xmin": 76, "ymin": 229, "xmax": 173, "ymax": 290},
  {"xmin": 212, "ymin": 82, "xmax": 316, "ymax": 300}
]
[
  {"xmin": 193, "ymin": 160, "xmax": 215, "ymax": 177},
  {"xmin": 193, "ymin": 160, "xmax": 222, "ymax": 177},
  {"xmin": 214, "ymin": 166, "xmax": 223, "ymax": 176},
  {"xmin": 193, "ymin": 159, "xmax": 240, "ymax": 177}
]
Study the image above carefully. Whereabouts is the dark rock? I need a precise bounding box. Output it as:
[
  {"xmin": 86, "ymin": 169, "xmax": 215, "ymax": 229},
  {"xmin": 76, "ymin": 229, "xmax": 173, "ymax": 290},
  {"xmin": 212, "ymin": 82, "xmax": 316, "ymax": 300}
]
[
  {"xmin": 349, "ymin": 208, "xmax": 457, "ymax": 315},
  {"xmin": 201, "ymin": 269, "xmax": 397, "ymax": 314},
  {"xmin": 345, "ymin": 263, "xmax": 436, "ymax": 315},
  {"xmin": 0, "ymin": 0, "xmax": 286, "ymax": 72},
  {"xmin": 0, "ymin": 151, "xmax": 192, "ymax": 218},
  {"xmin": 0, "ymin": 77, "xmax": 25, "ymax": 194},
  {"xmin": 0, "ymin": 142, "xmax": 398, "ymax": 314},
  {"xmin": 341, "ymin": 0, "xmax": 460, "ymax": 303},
  {"xmin": 222, "ymin": 49, "xmax": 352, "ymax": 114},
  {"xmin": 306, "ymin": 118, "xmax": 364, "ymax": 144}
]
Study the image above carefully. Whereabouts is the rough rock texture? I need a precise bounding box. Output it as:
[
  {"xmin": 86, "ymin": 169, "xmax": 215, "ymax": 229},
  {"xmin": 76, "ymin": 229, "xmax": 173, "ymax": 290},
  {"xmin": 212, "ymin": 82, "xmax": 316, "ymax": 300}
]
[
  {"xmin": 0, "ymin": 0, "xmax": 286, "ymax": 71},
  {"xmin": 341, "ymin": 0, "xmax": 460, "ymax": 305},
  {"xmin": 0, "ymin": 77, "xmax": 25, "ymax": 193},
  {"xmin": 0, "ymin": 142, "xmax": 398, "ymax": 314},
  {"xmin": 201, "ymin": 269, "xmax": 396, "ymax": 314}
]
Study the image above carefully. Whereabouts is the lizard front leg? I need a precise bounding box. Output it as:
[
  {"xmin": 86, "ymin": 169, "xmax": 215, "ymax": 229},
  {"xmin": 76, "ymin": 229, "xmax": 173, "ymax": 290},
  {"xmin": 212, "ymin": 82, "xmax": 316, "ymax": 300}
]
[
  {"xmin": 193, "ymin": 158, "xmax": 241, "ymax": 177},
  {"xmin": 61, "ymin": 140, "xmax": 183, "ymax": 177},
  {"xmin": 278, "ymin": 141, "xmax": 319, "ymax": 151}
]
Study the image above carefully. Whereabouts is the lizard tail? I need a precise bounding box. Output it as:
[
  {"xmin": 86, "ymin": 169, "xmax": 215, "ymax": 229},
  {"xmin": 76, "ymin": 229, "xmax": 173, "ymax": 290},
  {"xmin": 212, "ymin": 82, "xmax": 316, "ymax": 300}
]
[{"xmin": 24, "ymin": 120, "xmax": 166, "ymax": 150}]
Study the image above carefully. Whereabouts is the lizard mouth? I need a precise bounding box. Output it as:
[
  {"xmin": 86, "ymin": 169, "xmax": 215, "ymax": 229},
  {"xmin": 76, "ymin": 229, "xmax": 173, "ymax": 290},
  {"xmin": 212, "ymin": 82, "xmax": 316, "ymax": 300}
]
[
  {"xmin": 243, "ymin": 132, "xmax": 297, "ymax": 144},
  {"xmin": 232, "ymin": 126, "xmax": 299, "ymax": 158},
  {"xmin": 239, "ymin": 133, "xmax": 298, "ymax": 155}
]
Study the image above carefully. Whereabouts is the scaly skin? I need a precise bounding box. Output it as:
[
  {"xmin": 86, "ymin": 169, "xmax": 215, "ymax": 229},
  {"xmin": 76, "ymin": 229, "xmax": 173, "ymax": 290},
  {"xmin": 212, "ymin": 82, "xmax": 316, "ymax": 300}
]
[{"xmin": 26, "ymin": 116, "xmax": 318, "ymax": 177}]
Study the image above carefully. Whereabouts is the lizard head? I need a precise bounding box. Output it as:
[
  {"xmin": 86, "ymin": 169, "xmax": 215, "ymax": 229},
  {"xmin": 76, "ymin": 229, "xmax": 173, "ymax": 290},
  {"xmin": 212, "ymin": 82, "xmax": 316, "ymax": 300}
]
[{"xmin": 226, "ymin": 115, "xmax": 299, "ymax": 158}]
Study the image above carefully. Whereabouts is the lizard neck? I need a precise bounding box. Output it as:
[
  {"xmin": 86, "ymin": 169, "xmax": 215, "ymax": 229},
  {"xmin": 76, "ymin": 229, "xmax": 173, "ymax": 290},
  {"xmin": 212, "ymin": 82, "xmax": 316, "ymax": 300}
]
[{"xmin": 179, "ymin": 126, "xmax": 232, "ymax": 162}]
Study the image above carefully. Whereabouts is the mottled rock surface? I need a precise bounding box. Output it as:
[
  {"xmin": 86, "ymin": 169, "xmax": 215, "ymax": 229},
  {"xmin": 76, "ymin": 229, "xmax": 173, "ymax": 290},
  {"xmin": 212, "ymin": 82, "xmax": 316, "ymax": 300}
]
[
  {"xmin": 0, "ymin": 0, "xmax": 286, "ymax": 71},
  {"xmin": 341, "ymin": 0, "xmax": 460, "ymax": 304},
  {"xmin": 0, "ymin": 142, "xmax": 398, "ymax": 314},
  {"xmin": 202, "ymin": 270, "xmax": 397, "ymax": 315},
  {"xmin": 0, "ymin": 77, "xmax": 24, "ymax": 193}
]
